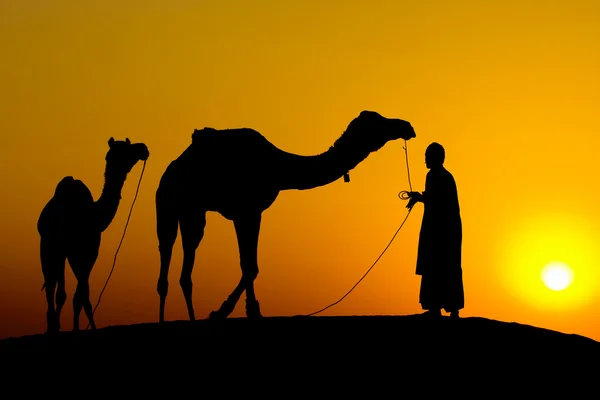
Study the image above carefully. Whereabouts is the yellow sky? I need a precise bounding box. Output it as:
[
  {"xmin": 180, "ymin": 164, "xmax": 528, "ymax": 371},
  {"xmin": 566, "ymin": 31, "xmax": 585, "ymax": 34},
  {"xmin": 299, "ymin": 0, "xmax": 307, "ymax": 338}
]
[{"xmin": 1, "ymin": 0, "xmax": 599, "ymax": 340}]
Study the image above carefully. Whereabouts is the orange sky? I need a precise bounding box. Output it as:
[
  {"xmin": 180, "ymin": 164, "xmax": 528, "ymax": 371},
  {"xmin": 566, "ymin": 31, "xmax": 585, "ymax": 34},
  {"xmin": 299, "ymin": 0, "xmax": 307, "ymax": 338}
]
[{"xmin": 1, "ymin": 0, "xmax": 599, "ymax": 341}]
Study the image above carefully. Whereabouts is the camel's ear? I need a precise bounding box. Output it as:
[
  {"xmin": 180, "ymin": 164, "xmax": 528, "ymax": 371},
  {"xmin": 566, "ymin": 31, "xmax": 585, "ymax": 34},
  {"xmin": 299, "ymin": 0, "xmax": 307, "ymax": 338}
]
[
  {"xmin": 108, "ymin": 137, "xmax": 115, "ymax": 147},
  {"xmin": 126, "ymin": 138, "xmax": 131, "ymax": 144}
]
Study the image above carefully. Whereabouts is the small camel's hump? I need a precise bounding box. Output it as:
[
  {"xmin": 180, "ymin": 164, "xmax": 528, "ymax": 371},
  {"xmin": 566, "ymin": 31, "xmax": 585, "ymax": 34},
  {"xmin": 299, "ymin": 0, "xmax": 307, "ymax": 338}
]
[
  {"xmin": 53, "ymin": 176, "xmax": 93, "ymax": 204},
  {"xmin": 38, "ymin": 177, "xmax": 94, "ymax": 236}
]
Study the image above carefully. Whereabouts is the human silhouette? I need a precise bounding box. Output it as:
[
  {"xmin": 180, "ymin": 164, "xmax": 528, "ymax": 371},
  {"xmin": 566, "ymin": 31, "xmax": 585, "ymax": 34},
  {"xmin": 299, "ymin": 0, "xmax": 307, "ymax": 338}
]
[
  {"xmin": 406, "ymin": 142, "xmax": 464, "ymax": 318},
  {"xmin": 37, "ymin": 138, "xmax": 149, "ymax": 333},
  {"xmin": 155, "ymin": 110, "xmax": 416, "ymax": 323}
]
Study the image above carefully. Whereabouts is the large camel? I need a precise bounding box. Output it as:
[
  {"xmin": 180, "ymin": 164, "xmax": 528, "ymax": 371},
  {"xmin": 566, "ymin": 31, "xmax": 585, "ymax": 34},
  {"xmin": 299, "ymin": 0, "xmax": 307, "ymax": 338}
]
[
  {"xmin": 38, "ymin": 138, "xmax": 149, "ymax": 333},
  {"xmin": 155, "ymin": 110, "xmax": 416, "ymax": 322}
]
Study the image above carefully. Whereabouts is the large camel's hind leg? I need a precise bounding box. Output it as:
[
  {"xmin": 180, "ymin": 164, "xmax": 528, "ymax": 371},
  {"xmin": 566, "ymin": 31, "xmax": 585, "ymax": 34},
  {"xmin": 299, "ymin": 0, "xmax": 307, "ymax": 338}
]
[
  {"xmin": 209, "ymin": 213, "xmax": 262, "ymax": 319},
  {"xmin": 40, "ymin": 239, "xmax": 67, "ymax": 333},
  {"xmin": 156, "ymin": 187, "xmax": 179, "ymax": 323},
  {"xmin": 68, "ymin": 248, "xmax": 98, "ymax": 331},
  {"xmin": 178, "ymin": 210, "xmax": 206, "ymax": 321}
]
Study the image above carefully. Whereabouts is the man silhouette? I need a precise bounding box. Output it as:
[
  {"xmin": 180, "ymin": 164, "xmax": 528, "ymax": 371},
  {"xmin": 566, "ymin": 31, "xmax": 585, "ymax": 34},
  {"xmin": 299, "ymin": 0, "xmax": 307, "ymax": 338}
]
[{"xmin": 406, "ymin": 142, "xmax": 464, "ymax": 318}]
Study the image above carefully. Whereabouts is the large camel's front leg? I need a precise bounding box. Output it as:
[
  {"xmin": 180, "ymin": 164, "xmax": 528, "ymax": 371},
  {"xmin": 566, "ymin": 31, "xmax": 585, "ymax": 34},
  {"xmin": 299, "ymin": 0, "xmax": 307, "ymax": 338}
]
[
  {"xmin": 178, "ymin": 211, "xmax": 206, "ymax": 321},
  {"xmin": 236, "ymin": 213, "xmax": 262, "ymax": 318},
  {"xmin": 209, "ymin": 213, "xmax": 262, "ymax": 319}
]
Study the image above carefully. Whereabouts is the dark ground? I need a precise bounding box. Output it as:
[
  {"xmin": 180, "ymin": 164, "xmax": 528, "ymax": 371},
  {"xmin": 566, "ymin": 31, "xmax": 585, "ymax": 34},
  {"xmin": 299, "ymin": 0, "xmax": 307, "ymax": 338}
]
[{"xmin": 1, "ymin": 315, "xmax": 598, "ymax": 395}]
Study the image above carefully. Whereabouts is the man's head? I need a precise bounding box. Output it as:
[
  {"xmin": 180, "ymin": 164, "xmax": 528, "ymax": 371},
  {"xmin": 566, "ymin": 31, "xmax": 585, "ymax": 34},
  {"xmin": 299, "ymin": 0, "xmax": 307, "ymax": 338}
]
[{"xmin": 425, "ymin": 142, "xmax": 445, "ymax": 169}]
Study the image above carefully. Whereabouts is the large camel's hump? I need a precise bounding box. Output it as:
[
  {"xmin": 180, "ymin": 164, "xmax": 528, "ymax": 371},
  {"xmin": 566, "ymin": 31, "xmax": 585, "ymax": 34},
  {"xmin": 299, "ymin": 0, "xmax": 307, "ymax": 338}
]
[{"xmin": 191, "ymin": 127, "xmax": 272, "ymax": 148}]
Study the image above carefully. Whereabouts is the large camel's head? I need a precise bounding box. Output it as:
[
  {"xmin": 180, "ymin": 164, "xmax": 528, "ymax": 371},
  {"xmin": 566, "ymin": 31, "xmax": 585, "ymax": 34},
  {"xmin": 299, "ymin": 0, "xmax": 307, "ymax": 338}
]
[
  {"xmin": 334, "ymin": 110, "xmax": 416, "ymax": 155},
  {"xmin": 105, "ymin": 137, "xmax": 150, "ymax": 176}
]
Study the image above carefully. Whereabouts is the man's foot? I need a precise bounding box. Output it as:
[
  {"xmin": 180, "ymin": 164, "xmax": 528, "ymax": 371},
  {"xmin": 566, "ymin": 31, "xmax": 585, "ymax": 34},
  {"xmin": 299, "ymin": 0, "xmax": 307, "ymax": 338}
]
[
  {"xmin": 449, "ymin": 310, "xmax": 460, "ymax": 319},
  {"xmin": 422, "ymin": 309, "xmax": 441, "ymax": 317}
]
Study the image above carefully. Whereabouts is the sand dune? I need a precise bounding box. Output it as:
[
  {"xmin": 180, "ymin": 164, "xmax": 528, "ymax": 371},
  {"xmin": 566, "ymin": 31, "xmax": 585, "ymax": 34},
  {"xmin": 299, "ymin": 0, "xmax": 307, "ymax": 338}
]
[{"xmin": 2, "ymin": 315, "xmax": 598, "ymax": 395}]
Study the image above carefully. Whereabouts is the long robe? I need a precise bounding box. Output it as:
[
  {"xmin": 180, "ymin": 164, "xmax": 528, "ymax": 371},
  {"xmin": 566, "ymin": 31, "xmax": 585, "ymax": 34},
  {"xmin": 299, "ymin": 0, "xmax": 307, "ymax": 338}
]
[{"xmin": 415, "ymin": 165, "xmax": 464, "ymax": 312}]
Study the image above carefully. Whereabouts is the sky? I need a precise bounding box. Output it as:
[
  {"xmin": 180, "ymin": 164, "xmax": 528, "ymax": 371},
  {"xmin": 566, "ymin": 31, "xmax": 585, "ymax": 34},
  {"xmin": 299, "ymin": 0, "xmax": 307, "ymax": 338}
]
[{"xmin": 1, "ymin": 0, "xmax": 599, "ymax": 341}]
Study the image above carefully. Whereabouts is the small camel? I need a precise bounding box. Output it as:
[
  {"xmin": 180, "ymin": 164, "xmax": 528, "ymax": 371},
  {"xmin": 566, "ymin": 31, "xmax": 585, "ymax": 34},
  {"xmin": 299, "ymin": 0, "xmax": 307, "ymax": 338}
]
[
  {"xmin": 156, "ymin": 110, "xmax": 416, "ymax": 322},
  {"xmin": 38, "ymin": 137, "xmax": 149, "ymax": 333}
]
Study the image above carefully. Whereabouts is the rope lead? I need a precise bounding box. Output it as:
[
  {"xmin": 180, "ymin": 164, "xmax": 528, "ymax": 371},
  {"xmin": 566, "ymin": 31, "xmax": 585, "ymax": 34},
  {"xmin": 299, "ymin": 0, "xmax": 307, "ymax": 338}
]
[
  {"xmin": 298, "ymin": 139, "xmax": 414, "ymax": 317},
  {"xmin": 86, "ymin": 159, "xmax": 147, "ymax": 330}
]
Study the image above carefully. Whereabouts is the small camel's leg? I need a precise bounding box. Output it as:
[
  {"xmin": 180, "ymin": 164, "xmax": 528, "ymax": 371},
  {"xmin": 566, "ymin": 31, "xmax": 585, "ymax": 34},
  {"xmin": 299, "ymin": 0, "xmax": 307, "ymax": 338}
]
[
  {"xmin": 72, "ymin": 282, "xmax": 83, "ymax": 331},
  {"xmin": 178, "ymin": 211, "xmax": 206, "ymax": 321},
  {"xmin": 236, "ymin": 213, "xmax": 263, "ymax": 319},
  {"xmin": 40, "ymin": 239, "xmax": 66, "ymax": 333},
  {"xmin": 81, "ymin": 277, "xmax": 96, "ymax": 330},
  {"xmin": 72, "ymin": 271, "xmax": 96, "ymax": 331},
  {"xmin": 156, "ymin": 187, "xmax": 179, "ymax": 323},
  {"xmin": 44, "ymin": 280, "xmax": 58, "ymax": 333},
  {"xmin": 69, "ymin": 249, "xmax": 98, "ymax": 332},
  {"xmin": 55, "ymin": 269, "xmax": 67, "ymax": 328}
]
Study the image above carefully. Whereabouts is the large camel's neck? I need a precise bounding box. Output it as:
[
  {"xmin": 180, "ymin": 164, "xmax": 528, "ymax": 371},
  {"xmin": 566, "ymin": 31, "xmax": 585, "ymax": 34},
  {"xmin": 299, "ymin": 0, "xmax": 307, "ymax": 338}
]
[
  {"xmin": 277, "ymin": 144, "xmax": 374, "ymax": 191},
  {"xmin": 95, "ymin": 167, "xmax": 129, "ymax": 232}
]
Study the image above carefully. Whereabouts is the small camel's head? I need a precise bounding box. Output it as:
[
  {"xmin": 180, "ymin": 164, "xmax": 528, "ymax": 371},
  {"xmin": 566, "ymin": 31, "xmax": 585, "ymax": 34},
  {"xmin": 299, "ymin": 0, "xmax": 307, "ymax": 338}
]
[{"xmin": 105, "ymin": 137, "xmax": 150, "ymax": 175}]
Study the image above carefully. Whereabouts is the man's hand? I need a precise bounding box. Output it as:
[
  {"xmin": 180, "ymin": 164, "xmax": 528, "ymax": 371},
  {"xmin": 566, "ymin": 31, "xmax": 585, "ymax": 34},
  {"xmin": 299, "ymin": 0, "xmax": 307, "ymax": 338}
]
[
  {"xmin": 406, "ymin": 192, "xmax": 422, "ymax": 210},
  {"xmin": 406, "ymin": 198, "xmax": 417, "ymax": 210},
  {"xmin": 409, "ymin": 191, "xmax": 422, "ymax": 201}
]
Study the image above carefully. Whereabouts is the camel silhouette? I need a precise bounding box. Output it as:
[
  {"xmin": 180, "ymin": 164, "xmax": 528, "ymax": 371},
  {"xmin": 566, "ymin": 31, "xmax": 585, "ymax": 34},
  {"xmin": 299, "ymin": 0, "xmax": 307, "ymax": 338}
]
[
  {"xmin": 37, "ymin": 138, "xmax": 149, "ymax": 333},
  {"xmin": 156, "ymin": 111, "xmax": 416, "ymax": 322},
  {"xmin": 155, "ymin": 110, "xmax": 416, "ymax": 322}
]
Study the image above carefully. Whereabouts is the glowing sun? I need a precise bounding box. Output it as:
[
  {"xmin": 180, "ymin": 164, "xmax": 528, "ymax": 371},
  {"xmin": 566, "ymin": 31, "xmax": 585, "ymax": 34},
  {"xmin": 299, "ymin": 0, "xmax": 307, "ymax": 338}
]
[{"xmin": 541, "ymin": 261, "xmax": 574, "ymax": 291}]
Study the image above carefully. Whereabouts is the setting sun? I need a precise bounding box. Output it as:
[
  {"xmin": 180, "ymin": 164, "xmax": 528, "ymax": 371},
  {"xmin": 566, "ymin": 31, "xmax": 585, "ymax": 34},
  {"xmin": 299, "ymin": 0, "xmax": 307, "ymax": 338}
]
[
  {"xmin": 541, "ymin": 262, "xmax": 574, "ymax": 291},
  {"xmin": 499, "ymin": 211, "xmax": 599, "ymax": 312}
]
